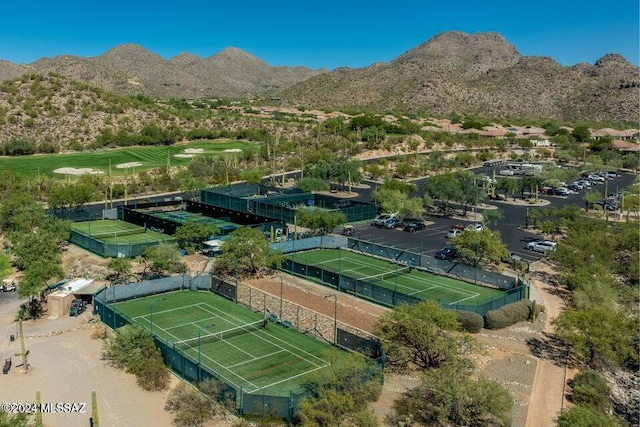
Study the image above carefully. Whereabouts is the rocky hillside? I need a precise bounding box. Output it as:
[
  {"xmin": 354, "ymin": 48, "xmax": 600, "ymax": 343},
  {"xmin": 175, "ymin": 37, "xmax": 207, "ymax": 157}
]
[
  {"xmin": 280, "ymin": 32, "xmax": 639, "ymax": 123},
  {"xmin": 0, "ymin": 44, "xmax": 325, "ymax": 99}
]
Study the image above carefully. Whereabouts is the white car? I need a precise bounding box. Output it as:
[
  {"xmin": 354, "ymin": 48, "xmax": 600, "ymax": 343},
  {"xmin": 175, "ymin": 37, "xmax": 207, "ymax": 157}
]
[
  {"xmin": 466, "ymin": 223, "xmax": 484, "ymax": 232},
  {"xmin": 526, "ymin": 240, "xmax": 557, "ymax": 253},
  {"xmin": 446, "ymin": 229, "xmax": 463, "ymax": 238}
]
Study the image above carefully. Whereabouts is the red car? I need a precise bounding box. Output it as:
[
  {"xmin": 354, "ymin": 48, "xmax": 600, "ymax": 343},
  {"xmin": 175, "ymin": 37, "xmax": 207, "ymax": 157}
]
[{"xmin": 450, "ymin": 224, "xmax": 466, "ymax": 231}]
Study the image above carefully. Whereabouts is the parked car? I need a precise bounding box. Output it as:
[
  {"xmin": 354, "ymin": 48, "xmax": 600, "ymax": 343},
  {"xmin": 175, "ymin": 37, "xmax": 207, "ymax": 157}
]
[
  {"xmin": 435, "ymin": 246, "xmax": 458, "ymax": 261},
  {"xmin": 577, "ymin": 180, "xmax": 592, "ymax": 188},
  {"xmin": 526, "ymin": 240, "xmax": 557, "ymax": 253},
  {"xmin": 450, "ymin": 224, "xmax": 466, "ymax": 231},
  {"xmin": 446, "ymin": 228, "xmax": 463, "ymax": 238},
  {"xmin": 69, "ymin": 299, "xmax": 87, "ymax": 316},
  {"xmin": 404, "ymin": 222, "xmax": 426, "ymax": 232},
  {"xmin": 554, "ymin": 188, "xmax": 569, "ymax": 196},
  {"xmin": 466, "ymin": 223, "xmax": 484, "ymax": 232},
  {"xmin": 383, "ymin": 217, "xmax": 403, "ymax": 229},
  {"xmin": 569, "ymin": 183, "xmax": 581, "ymax": 191},
  {"xmin": 1, "ymin": 279, "xmax": 16, "ymax": 292},
  {"xmin": 502, "ymin": 252, "xmax": 526, "ymax": 263},
  {"xmin": 372, "ymin": 214, "xmax": 394, "ymax": 227},
  {"xmin": 605, "ymin": 171, "xmax": 621, "ymax": 178}
]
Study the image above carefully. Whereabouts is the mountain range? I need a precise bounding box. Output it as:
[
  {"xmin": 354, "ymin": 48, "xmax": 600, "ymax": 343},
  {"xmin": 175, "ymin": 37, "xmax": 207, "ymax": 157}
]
[{"xmin": 0, "ymin": 31, "xmax": 637, "ymax": 122}]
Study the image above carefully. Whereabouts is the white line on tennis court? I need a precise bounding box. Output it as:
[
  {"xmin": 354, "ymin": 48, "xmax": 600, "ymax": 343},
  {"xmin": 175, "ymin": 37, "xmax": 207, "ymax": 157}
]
[
  {"xmin": 448, "ymin": 293, "xmax": 480, "ymax": 305},
  {"xmin": 226, "ymin": 350, "xmax": 287, "ymax": 369},
  {"xmin": 197, "ymin": 303, "xmax": 327, "ymax": 367},
  {"xmin": 406, "ymin": 285, "xmax": 439, "ymax": 296},
  {"xmin": 132, "ymin": 303, "xmax": 203, "ymax": 321},
  {"xmin": 197, "ymin": 351, "xmax": 259, "ymax": 390},
  {"xmin": 217, "ymin": 337, "xmax": 255, "ymax": 358},
  {"xmin": 246, "ymin": 363, "xmax": 331, "ymax": 394}
]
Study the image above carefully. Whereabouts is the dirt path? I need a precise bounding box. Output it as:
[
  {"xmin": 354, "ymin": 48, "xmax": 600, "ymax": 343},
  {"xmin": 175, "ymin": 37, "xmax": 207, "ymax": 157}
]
[{"xmin": 525, "ymin": 261, "xmax": 570, "ymax": 427}]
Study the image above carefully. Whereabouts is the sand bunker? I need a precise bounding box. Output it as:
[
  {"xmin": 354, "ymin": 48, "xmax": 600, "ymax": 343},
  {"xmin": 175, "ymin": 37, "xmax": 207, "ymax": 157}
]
[
  {"xmin": 116, "ymin": 162, "xmax": 143, "ymax": 169},
  {"xmin": 53, "ymin": 167, "xmax": 104, "ymax": 176},
  {"xmin": 174, "ymin": 154, "xmax": 195, "ymax": 158},
  {"xmin": 184, "ymin": 148, "xmax": 204, "ymax": 154}
]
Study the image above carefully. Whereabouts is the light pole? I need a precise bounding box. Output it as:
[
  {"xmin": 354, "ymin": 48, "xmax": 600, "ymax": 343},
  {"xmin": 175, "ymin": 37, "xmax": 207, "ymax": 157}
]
[
  {"xmin": 88, "ymin": 212, "xmax": 100, "ymax": 237},
  {"xmin": 279, "ymin": 276, "xmax": 284, "ymax": 318},
  {"xmin": 149, "ymin": 298, "xmax": 166, "ymax": 336},
  {"xmin": 323, "ymin": 294, "xmax": 337, "ymax": 345}
]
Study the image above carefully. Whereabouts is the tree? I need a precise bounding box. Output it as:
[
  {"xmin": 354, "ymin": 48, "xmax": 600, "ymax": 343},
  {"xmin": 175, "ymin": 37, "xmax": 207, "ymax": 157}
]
[
  {"xmin": 495, "ymin": 178, "xmax": 518, "ymax": 200},
  {"xmin": 450, "ymin": 229, "xmax": 509, "ymax": 267},
  {"xmin": 0, "ymin": 412, "xmax": 31, "ymax": 427},
  {"xmin": 371, "ymin": 188, "xmax": 423, "ymax": 218},
  {"xmin": 482, "ymin": 209, "xmax": 503, "ymax": 227},
  {"xmin": 453, "ymin": 171, "xmax": 485, "ymax": 216},
  {"xmin": 107, "ymin": 257, "xmax": 133, "ymax": 282},
  {"xmin": 572, "ymin": 125, "xmax": 591, "ymax": 143},
  {"xmin": 553, "ymin": 306, "xmax": 638, "ymax": 368},
  {"xmin": 103, "ymin": 324, "xmax": 169, "ymax": 391},
  {"xmin": 556, "ymin": 405, "xmax": 624, "ymax": 427},
  {"xmin": 296, "ymin": 209, "xmax": 346, "ymax": 234},
  {"xmin": 374, "ymin": 300, "xmax": 476, "ymax": 370},
  {"xmin": 173, "ymin": 221, "xmax": 219, "ymax": 251},
  {"xmin": 390, "ymin": 362, "xmax": 513, "ymax": 427},
  {"xmin": 298, "ymin": 350, "xmax": 382, "ymax": 427},
  {"xmin": 141, "ymin": 244, "xmax": 186, "ymax": 277},
  {"xmin": 583, "ymin": 190, "xmax": 601, "ymax": 212},
  {"xmin": 296, "ymin": 177, "xmax": 330, "ymax": 192},
  {"xmin": 424, "ymin": 173, "xmax": 460, "ymax": 214},
  {"xmin": 164, "ymin": 383, "xmax": 219, "ymax": 427},
  {"xmin": 17, "ymin": 260, "xmax": 64, "ymax": 302},
  {"xmin": 215, "ymin": 227, "xmax": 283, "ymax": 276}
]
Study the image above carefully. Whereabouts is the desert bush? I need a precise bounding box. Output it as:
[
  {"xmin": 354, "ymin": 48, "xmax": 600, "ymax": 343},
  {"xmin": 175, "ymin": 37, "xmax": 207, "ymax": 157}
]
[
  {"xmin": 484, "ymin": 300, "xmax": 533, "ymax": 330},
  {"xmin": 453, "ymin": 310, "xmax": 484, "ymax": 333},
  {"xmin": 569, "ymin": 370, "xmax": 611, "ymax": 412},
  {"xmin": 165, "ymin": 382, "xmax": 219, "ymax": 427},
  {"xmin": 103, "ymin": 324, "xmax": 169, "ymax": 391}
]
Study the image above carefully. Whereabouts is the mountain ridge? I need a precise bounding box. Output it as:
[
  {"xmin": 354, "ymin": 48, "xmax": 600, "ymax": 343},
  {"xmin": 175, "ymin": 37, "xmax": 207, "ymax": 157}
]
[{"xmin": 0, "ymin": 32, "xmax": 636, "ymax": 121}]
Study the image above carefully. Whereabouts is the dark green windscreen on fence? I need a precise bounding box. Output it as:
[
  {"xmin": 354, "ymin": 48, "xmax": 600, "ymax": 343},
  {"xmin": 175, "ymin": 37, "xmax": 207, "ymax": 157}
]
[{"xmin": 93, "ymin": 275, "xmax": 383, "ymax": 420}]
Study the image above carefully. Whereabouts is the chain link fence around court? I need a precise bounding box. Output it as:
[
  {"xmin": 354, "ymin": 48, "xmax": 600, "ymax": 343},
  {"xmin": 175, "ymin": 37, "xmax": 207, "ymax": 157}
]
[
  {"xmin": 69, "ymin": 229, "xmax": 176, "ymax": 258},
  {"xmin": 274, "ymin": 236, "xmax": 528, "ymax": 317},
  {"xmin": 93, "ymin": 273, "xmax": 383, "ymax": 420}
]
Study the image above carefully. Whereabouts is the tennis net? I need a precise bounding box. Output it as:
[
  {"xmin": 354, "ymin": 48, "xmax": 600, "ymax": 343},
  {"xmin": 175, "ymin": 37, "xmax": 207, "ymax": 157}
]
[
  {"xmin": 356, "ymin": 266, "xmax": 411, "ymax": 284},
  {"xmin": 174, "ymin": 319, "xmax": 266, "ymax": 351},
  {"xmin": 89, "ymin": 227, "xmax": 147, "ymax": 239}
]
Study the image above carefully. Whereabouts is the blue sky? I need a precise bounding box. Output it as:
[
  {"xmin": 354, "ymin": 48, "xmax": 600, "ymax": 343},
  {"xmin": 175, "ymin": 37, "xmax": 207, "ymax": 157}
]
[{"xmin": 2, "ymin": 0, "xmax": 638, "ymax": 69}]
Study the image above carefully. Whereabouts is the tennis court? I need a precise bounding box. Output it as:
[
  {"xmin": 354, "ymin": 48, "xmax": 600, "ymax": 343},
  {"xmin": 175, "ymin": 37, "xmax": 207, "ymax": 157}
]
[
  {"xmin": 112, "ymin": 291, "xmax": 333, "ymax": 394},
  {"xmin": 70, "ymin": 219, "xmax": 175, "ymax": 245},
  {"xmin": 153, "ymin": 210, "xmax": 235, "ymax": 227},
  {"xmin": 290, "ymin": 249, "xmax": 503, "ymax": 305}
]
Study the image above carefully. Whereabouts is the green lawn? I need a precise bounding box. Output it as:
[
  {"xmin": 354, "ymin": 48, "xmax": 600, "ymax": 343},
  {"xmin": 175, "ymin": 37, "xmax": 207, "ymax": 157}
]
[
  {"xmin": 112, "ymin": 290, "xmax": 335, "ymax": 395},
  {"xmin": 0, "ymin": 140, "xmax": 256, "ymax": 178}
]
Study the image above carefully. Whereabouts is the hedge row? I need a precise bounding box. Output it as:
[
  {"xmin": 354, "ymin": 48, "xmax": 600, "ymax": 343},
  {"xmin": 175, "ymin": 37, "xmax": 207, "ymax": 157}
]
[
  {"xmin": 454, "ymin": 310, "xmax": 485, "ymax": 333},
  {"xmin": 484, "ymin": 300, "xmax": 535, "ymax": 330}
]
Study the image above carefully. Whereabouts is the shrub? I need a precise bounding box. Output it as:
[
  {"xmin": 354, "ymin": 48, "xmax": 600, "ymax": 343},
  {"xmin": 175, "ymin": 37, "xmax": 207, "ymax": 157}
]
[
  {"xmin": 454, "ymin": 310, "xmax": 484, "ymax": 333},
  {"xmin": 484, "ymin": 300, "xmax": 533, "ymax": 330},
  {"xmin": 569, "ymin": 370, "xmax": 611, "ymax": 412}
]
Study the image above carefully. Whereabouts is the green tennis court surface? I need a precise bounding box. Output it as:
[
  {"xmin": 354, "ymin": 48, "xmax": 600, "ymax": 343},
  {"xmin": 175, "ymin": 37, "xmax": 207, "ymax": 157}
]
[
  {"xmin": 112, "ymin": 291, "xmax": 334, "ymax": 394},
  {"xmin": 70, "ymin": 219, "xmax": 175, "ymax": 245},
  {"xmin": 152, "ymin": 210, "xmax": 238, "ymax": 229},
  {"xmin": 290, "ymin": 249, "xmax": 503, "ymax": 305}
]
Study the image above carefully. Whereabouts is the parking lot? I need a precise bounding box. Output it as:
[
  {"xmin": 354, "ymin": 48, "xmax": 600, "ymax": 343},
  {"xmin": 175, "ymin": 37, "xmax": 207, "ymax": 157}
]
[{"xmin": 347, "ymin": 171, "xmax": 637, "ymax": 265}]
